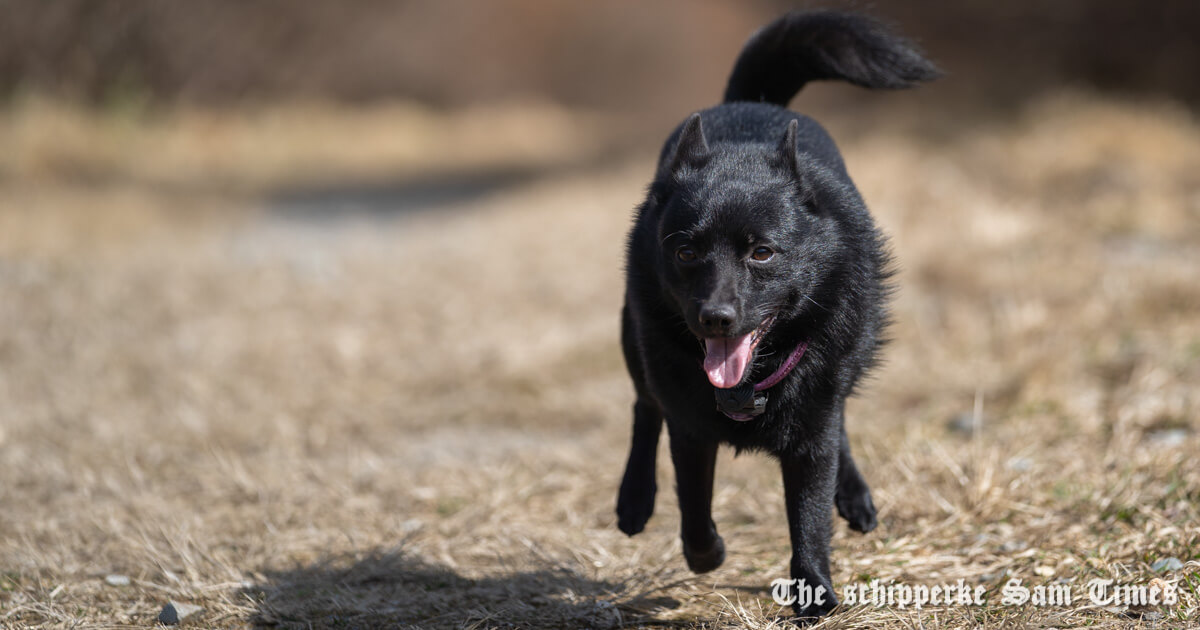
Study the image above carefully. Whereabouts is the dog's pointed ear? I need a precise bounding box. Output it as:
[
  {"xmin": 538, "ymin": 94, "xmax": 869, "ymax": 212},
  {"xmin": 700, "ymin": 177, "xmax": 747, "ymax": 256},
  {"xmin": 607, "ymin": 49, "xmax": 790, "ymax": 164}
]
[
  {"xmin": 777, "ymin": 119, "xmax": 800, "ymax": 175},
  {"xmin": 777, "ymin": 119, "xmax": 816, "ymax": 208},
  {"xmin": 666, "ymin": 113, "xmax": 709, "ymax": 174}
]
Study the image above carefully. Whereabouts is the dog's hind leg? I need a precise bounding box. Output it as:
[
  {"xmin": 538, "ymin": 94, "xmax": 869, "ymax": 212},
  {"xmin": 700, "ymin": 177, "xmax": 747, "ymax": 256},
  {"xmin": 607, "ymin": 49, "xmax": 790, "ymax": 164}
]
[
  {"xmin": 668, "ymin": 429, "xmax": 725, "ymax": 573},
  {"xmin": 617, "ymin": 304, "xmax": 663, "ymax": 536},
  {"xmin": 834, "ymin": 418, "xmax": 878, "ymax": 533}
]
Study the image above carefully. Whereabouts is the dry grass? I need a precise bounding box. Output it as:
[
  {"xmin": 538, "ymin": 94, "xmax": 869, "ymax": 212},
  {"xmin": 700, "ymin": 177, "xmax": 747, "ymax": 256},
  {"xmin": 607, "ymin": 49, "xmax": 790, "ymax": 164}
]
[{"xmin": 1, "ymin": 92, "xmax": 1199, "ymax": 629}]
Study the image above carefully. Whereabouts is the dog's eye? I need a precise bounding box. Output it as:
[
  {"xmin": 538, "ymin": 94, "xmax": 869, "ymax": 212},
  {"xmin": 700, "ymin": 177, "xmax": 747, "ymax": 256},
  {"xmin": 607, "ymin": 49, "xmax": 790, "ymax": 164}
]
[
  {"xmin": 751, "ymin": 246, "xmax": 775, "ymax": 262},
  {"xmin": 676, "ymin": 247, "xmax": 698, "ymax": 263}
]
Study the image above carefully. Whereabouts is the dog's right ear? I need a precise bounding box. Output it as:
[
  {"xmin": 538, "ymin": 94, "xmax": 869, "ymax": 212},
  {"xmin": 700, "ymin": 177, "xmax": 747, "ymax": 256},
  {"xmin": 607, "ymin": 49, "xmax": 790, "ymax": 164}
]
[{"xmin": 666, "ymin": 113, "xmax": 709, "ymax": 174}]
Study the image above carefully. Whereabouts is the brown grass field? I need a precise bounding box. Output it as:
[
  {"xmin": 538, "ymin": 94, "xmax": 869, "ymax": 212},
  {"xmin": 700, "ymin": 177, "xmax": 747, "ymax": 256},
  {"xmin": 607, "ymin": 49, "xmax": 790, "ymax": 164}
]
[{"xmin": 1, "ymin": 93, "xmax": 1199, "ymax": 628}]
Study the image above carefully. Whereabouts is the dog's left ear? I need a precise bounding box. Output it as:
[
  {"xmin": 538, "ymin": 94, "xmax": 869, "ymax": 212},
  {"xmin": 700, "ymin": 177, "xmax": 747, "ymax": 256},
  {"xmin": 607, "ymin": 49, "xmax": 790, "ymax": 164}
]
[
  {"xmin": 777, "ymin": 119, "xmax": 816, "ymax": 207},
  {"xmin": 777, "ymin": 120, "xmax": 800, "ymax": 174}
]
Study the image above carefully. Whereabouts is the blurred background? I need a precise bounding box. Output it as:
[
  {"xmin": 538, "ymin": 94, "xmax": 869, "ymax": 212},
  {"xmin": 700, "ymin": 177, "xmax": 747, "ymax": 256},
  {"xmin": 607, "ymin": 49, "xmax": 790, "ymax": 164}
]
[
  {"xmin": 7, "ymin": 0, "xmax": 1200, "ymax": 113},
  {"xmin": 2, "ymin": 1, "xmax": 1198, "ymax": 628}
]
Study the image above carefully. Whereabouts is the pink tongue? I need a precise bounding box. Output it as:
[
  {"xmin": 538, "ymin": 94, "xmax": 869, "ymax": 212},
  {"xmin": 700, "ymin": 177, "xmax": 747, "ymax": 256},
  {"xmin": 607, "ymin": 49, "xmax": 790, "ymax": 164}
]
[{"xmin": 703, "ymin": 332, "xmax": 755, "ymax": 389}]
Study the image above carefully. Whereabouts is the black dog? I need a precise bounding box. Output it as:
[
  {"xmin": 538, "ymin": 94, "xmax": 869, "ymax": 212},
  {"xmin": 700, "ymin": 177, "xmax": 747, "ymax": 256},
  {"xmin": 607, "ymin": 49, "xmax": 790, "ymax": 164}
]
[{"xmin": 615, "ymin": 11, "xmax": 938, "ymax": 621}]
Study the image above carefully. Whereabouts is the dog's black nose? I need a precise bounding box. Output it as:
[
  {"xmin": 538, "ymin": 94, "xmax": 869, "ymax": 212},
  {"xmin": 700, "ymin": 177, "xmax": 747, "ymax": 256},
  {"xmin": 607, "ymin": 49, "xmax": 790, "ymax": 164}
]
[{"xmin": 698, "ymin": 303, "xmax": 736, "ymax": 334}]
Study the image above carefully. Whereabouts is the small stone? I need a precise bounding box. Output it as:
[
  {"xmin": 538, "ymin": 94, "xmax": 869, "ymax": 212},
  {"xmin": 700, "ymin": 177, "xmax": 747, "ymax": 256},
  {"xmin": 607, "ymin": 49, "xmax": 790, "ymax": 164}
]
[
  {"xmin": 1005, "ymin": 457, "xmax": 1032, "ymax": 472},
  {"xmin": 1151, "ymin": 557, "xmax": 1183, "ymax": 572},
  {"xmin": 999, "ymin": 540, "xmax": 1027, "ymax": 553},
  {"xmin": 158, "ymin": 601, "xmax": 202, "ymax": 625},
  {"xmin": 947, "ymin": 412, "xmax": 983, "ymax": 435},
  {"xmin": 1034, "ymin": 565, "xmax": 1055, "ymax": 577},
  {"xmin": 577, "ymin": 600, "xmax": 620, "ymax": 630},
  {"xmin": 1146, "ymin": 429, "xmax": 1188, "ymax": 447},
  {"xmin": 104, "ymin": 574, "xmax": 130, "ymax": 587},
  {"xmin": 158, "ymin": 603, "xmax": 178, "ymax": 625}
]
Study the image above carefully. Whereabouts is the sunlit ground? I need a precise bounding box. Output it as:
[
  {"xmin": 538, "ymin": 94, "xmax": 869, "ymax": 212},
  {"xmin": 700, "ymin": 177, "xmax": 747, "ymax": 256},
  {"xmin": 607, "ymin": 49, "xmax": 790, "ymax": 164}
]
[{"xmin": 1, "ymin": 92, "xmax": 1198, "ymax": 628}]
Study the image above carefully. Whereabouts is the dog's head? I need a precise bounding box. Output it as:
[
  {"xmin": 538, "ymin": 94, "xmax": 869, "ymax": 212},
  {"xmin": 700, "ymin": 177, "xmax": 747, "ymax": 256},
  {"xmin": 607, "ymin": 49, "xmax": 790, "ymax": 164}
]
[{"xmin": 652, "ymin": 113, "xmax": 847, "ymax": 389}]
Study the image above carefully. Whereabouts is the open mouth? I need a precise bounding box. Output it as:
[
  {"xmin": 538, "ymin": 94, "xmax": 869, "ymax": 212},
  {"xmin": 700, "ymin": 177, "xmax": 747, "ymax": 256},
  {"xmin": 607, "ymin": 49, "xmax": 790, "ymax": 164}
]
[{"xmin": 701, "ymin": 313, "xmax": 776, "ymax": 389}]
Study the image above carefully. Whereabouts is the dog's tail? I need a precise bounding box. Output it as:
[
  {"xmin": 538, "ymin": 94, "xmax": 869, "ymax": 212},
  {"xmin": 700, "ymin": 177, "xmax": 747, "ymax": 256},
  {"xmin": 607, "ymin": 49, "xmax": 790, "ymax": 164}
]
[{"xmin": 723, "ymin": 11, "xmax": 940, "ymax": 106}]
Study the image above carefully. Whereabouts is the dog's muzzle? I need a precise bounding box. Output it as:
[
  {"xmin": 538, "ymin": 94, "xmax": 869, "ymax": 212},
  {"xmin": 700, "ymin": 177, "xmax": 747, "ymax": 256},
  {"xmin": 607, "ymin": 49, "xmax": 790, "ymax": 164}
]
[{"xmin": 712, "ymin": 340, "xmax": 809, "ymax": 421}]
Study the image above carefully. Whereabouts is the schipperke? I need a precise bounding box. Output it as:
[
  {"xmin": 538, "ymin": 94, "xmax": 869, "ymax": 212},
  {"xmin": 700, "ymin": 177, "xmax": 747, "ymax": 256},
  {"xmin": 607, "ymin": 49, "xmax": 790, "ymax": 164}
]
[{"xmin": 615, "ymin": 11, "xmax": 939, "ymax": 621}]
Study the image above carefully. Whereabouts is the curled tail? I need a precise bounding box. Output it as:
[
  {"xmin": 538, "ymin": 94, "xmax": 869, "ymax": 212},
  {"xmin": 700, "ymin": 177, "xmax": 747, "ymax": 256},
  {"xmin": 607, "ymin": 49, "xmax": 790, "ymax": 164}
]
[{"xmin": 723, "ymin": 11, "xmax": 941, "ymax": 106}]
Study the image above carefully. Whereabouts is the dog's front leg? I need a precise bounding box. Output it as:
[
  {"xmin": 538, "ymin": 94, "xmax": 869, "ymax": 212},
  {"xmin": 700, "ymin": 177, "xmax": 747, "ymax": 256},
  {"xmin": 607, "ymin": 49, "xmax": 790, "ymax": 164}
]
[
  {"xmin": 667, "ymin": 428, "xmax": 724, "ymax": 573},
  {"xmin": 780, "ymin": 449, "xmax": 839, "ymax": 621},
  {"xmin": 616, "ymin": 399, "xmax": 663, "ymax": 535}
]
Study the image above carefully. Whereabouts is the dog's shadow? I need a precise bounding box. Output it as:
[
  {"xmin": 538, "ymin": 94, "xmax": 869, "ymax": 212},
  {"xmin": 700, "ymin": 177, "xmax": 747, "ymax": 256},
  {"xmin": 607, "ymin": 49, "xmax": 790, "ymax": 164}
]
[{"xmin": 243, "ymin": 548, "xmax": 681, "ymax": 629}]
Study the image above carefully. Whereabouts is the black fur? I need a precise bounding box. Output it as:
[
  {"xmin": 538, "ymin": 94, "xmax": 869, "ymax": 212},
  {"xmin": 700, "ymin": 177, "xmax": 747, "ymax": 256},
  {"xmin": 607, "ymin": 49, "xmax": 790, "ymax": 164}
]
[
  {"xmin": 724, "ymin": 10, "xmax": 942, "ymax": 105},
  {"xmin": 615, "ymin": 11, "xmax": 937, "ymax": 621}
]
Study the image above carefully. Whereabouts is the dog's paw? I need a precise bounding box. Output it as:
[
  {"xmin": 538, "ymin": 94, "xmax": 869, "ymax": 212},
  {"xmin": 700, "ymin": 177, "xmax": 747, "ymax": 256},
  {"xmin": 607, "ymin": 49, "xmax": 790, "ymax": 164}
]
[
  {"xmin": 835, "ymin": 485, "xmax": 877, "ymax": 534},
  {"xmin": 683, "ymin": 534, "xmax": 725, "ymax": 573},
  {"xmin": 792, "ymin": 601, "xmax": 837, "ymax": 625},
  {"xmin": 616, "ymin": 480, "xmax": 656, "ymax": 536}
]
